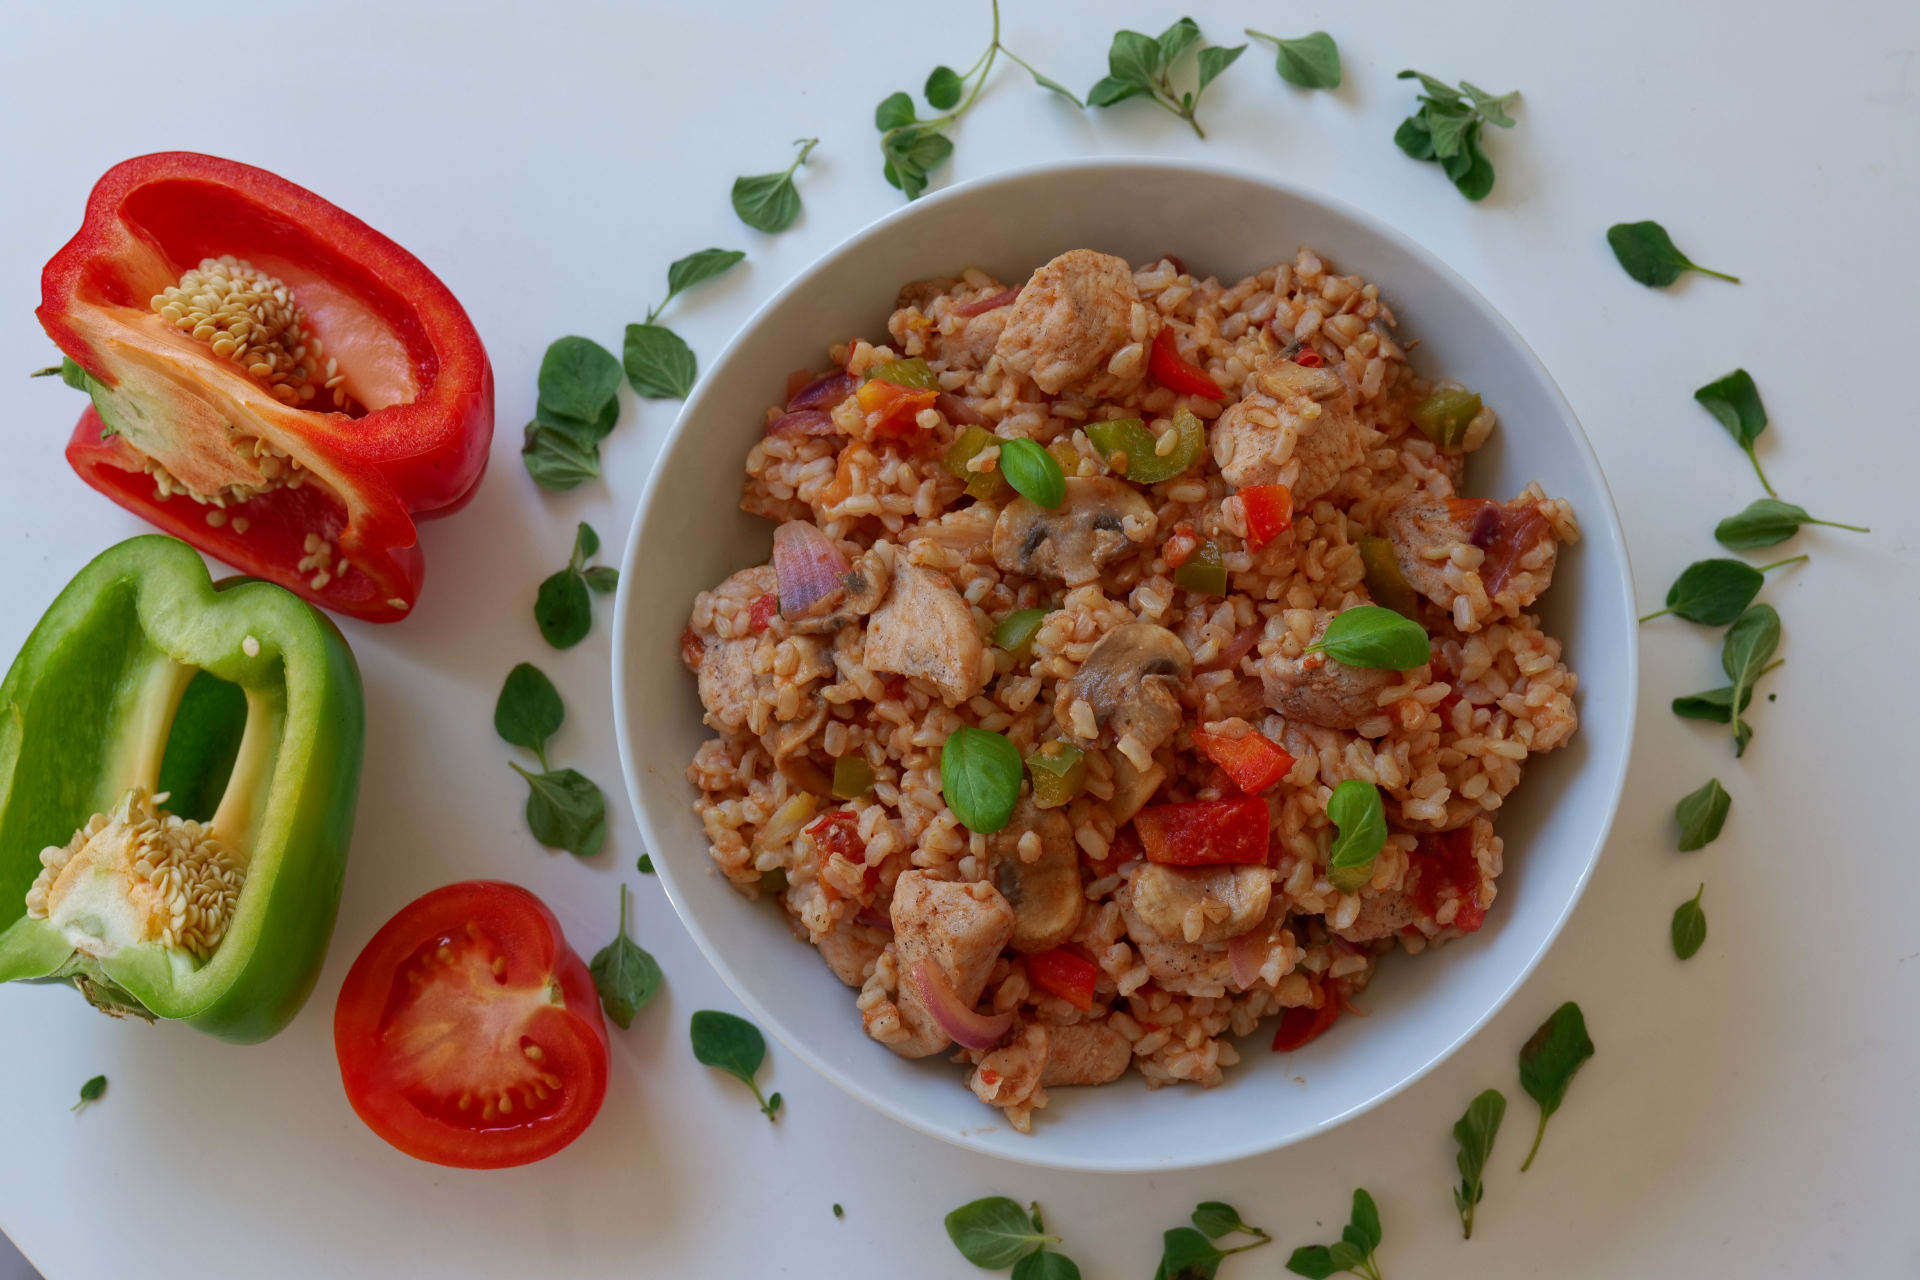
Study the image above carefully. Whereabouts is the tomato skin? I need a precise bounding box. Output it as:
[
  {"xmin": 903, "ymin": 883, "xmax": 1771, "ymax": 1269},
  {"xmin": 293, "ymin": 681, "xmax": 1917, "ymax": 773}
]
[
  {"xmin": 1134, "ymin": 797, "xmax": 1271, "ymax": 866},
  {"xmin": 1190, "ymin": 729, "xmax": 1296, "ymax": 794},
  {"xmin": 1271, "ymin": 977, "xmax": 1342, "ymax": 1051},
  {"xmin": 1410, "ymin": 828, "xmax": 1487, "ymax": 932},
  {"xmin": 1027, "ymin": 948, "xmax": 1100, "ymax": 1011},
  {"xmin": 334, "ymin": 881, "xmax": 609, "ymax": 1170},
  {"xmin": 806, "ymin": 808, "xmax": 866, "ymax": 863},
  {"xmin": 1147, "ymin": 327, "xmax": 1226, "ymax": 399}
]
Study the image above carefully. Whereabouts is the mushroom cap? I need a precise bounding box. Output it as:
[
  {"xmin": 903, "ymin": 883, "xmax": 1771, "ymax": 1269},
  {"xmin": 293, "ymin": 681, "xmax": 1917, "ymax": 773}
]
[
  {"xmin": 1056, "ymin": 623, "xmax": 1193, "ymax": 761},
  {"xmin": 991, "ymin": 476, "xmax": 1156, "ymax": 586}
]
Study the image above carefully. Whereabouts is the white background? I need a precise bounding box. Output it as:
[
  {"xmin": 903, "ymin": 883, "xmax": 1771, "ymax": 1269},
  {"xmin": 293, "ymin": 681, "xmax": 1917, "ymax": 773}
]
[{"xmin": 2, "ymin": 1, "xmax": 1916, "ymax": 1276}]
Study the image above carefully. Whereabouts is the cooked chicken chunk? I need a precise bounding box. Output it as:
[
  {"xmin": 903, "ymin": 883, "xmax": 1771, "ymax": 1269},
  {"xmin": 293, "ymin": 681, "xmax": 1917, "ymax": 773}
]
[
  {"xmin": 1379, "ymin": 492, "xmax": 1564, "ymax": 629},
  {"xmin": 862, "ymin": 563, "xmax": 987, "ymax": 706},
  {"xmin": 814, "ymin": 917, "xmax": 889, "ymax": 987},
  {"xmin": 992, "ymin": 476, "xmax": 1157, "ymax": 586},
  {"xmin": 995, "ymin": 249, "xmax": 1159, "ymax": 394},
  {"xmin": 1258, "ymin": 609, "xmax": 1418, "ymax": 730},
  {"xmin": 1211, "ymin": 357, "xmax": 1367, "ymax": 502},
  {"xmin": 988, "ymin": 799, "xmax": 1083, "ymax": 953},
  {"xmin": 1055, "ymin": 623, "xmax": 1192, "ymax": 768},
  {"xmin": 1039, "ymin": 1022, "xmax": 1132, "ymax": 1087},
  {"xmin": 880, "ymin": 873, "xmax": 1017, "ymax": 1058}
]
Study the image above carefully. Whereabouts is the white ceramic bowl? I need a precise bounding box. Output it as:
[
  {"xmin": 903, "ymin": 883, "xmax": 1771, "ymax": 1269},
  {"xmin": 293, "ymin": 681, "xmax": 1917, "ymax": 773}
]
[{"xmin": 613, "ymin": 158, "xmax": 1636, "ymax": 1172}]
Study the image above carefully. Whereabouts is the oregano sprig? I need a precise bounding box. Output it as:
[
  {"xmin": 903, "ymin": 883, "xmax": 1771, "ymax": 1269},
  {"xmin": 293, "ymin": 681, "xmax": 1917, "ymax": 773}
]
[
  {"xmin": 1284, "ymin": 1189, "xmax": 1385, "ymax": 1280},
  {"xmin": 1518, "ymin": 1002, "xmax": 1594, "ymax": 1172},
  {"xmin": 1392, "ymin": 71, "xmax": 1519, "ymax": 201},
  {"xmin": 589, "ymin": 884, "xmax": 663, "ymax": 1029},
  {"xmin": 1638, "ymin": 555, "xmax": 1805, "ymax": 625},
  {"xmin": 535, "ymin": 522, "xmax": 619, "ymax": 648},
  {"xmin": 875, "ymin": 0, "xmax": 1077, "ymax": 201},
  {"xmin": 1608, "ymin": 221, "xmax": 1739, "ymax": 288},
  {"xmin": 625, "ymin": 248, "xmax": 747, "ymax": 400},
  {"xmin": 1087, "ymin": 16, "xmax": 1246, "ymax": 139},
  {"xmin": 1245, "ymin": 29, "xmax": 1341, "ymax": 89},
  {"xmin": 1452, "ymin": 1089, "xmax": 1506, "ymax": 1239},
  {"xmin": 521, "ymin": 336, "xmax": 622, "ymax": 491},
  {"xmin": 732, "ymin": 138, "xmax": 819, "ymax": 234},
  {"xmin": 494, "ymin": 662, "xmax": 608, "ymax": 858}
]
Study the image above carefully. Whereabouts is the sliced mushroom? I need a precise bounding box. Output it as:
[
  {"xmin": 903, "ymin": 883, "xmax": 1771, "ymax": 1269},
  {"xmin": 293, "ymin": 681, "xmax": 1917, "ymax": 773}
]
[
  {"xmin": 861, "ymin": 562, "xmax": 988, "ymax": 706},
  {"xmin": 992, "ymin": 476, "xmax": 1156, "ymax": 586},
  {"xmin": 1254, "ymin": 358, "xmax": 1348, "ymax": 402},
  {"xmin": 1126, "ymin": 863, "xmax": 1274, "ymax": 944},
  {"xmin": 1106, "ymin": 747, "xmax": 1167, "ymax": 827},
  {"xmin": 1039, "ymin": 1022, "xmax": 1131, "ymax": 1087},
  {"xmin": 987, "ymin": 799, "xmax": 1083, "ymax": 953},
  {"xmin": 1055, "ymin": 624, "xmax": 1192, "ymax": 764}
]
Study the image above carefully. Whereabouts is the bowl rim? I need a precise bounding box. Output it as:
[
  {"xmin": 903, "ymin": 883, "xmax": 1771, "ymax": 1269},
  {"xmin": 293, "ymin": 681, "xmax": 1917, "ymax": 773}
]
[{"xmin": 611, "ymin": 153, "xmax": 1638, "ymax": 1171}]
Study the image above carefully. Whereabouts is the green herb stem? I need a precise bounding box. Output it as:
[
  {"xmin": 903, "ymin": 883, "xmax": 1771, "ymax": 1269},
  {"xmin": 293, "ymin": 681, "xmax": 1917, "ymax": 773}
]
[
  {"xmin": 1806, "ymin": 516, "xmax": 1871, "ymax": 533},
  {"xmin": 1520, "ymin": 1111, "xmax": 1548, "ymax": 1173},
  {"xmin": 1757, "ymin": 554, "xmax": 1809, "ymax": 573},
  {"xmin": 1692, "ymin": 264, "xmax": 1741, "ymax": 284},
  {"xmin": 1744, "ymin": 445, "xmax": 1777, "ymax": 498}
]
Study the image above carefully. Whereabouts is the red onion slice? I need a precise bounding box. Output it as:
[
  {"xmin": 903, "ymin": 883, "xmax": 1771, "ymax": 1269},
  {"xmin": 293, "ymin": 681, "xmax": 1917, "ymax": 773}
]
[
  {"xmin": 1194, "ymin": 625, "xmax": 1259, "ymax": 673},
  {"xmin": 909, "ymin": 960, "xmax": 1014, "ymax": 1052},
  {"xmin": 952, "ymin": 287, "xmax": 1018, "ymax": 318},
  {"xmin": 1467, "ymin": 503, "xmax": 1502, "ymax": 548},
  {"xmin": 772, "ymin": 520, "xmax": 851, "ymax": 617},
  {"xmin": 786, "ymin": 371, "xmax": 857, "ymax": 412},
  {"xmin": 1228, "ymin": 931, "xmax": 1268, "ymax": 990},
  {"xmin": 766, "ymin": 408, "xmax": 837, "ymax": 437},
  {"xmin": 934, "ymin": 391, "xmax": 987, "ymax": 427}
]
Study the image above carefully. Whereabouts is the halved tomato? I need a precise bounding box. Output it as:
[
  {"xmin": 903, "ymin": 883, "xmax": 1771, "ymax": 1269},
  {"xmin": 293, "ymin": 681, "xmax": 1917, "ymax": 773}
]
[{"xmin": 334, "ymin": 881, "xmax": 609, "ymax": 1169}]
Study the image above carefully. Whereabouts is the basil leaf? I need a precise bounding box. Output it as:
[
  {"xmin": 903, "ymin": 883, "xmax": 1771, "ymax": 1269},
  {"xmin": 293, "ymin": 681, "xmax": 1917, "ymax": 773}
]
[
  {"xmin": 1722, "ymin": 604, "xmax": 1781, "ymax": 754},
  {"xmin": 690, "ymin": 1009, "xmax": 781, "ymax": 1119},
  {"xmin": 535, "ymin": 568, "xmax": 592, "ymax": 649},
  {"xmin": 1519, "ymin": 1001, "xmax": 1594, "ymax": 1171},
  {"xmin": 944, "ymin": 1196, "xmax": 1052, "ymax": 1268},
  {"xmin": 637, "ymin": 853, "xmax": 654, "ymax": 874},
  {"xmin": 583, "ymin": 565, "xmax": 620, "ymax": 593},
  {"xmin": 511, "ymin": 764, "xmax": 605, "ymax": 857},
  {"xmin": 1307, "ymin": 605, "xmax": 1431, "ymax": 670},
  {"xmin": 875, "ymin": 91, "xmax": 916, "ymax": 130},
  {"xmin": 1347, "ymin": 1189, "xmax": 1382, "ymax": 1253},
  {"xmin": 665, "ymin": 248, "xmax": 746, "ymax": 300},
  {"xmin": 522, "ymin": 422, "xmax": 601, "ymax": 491},
  {"xmin": 537, "ymin": 336, "xmax": 622, "ymax": 425},
  {"xmin": 1196, "ymin": 43, "xmax": 1245, "ymax": 93},
  {"xmin": 494, "ymin": 662, "xmax": 564, "ymax": 761},
  {"xmin": 1672, "ymin": 885, "xmax": 1707, "ymax": 960},
  {"xmin": 590, "ymin": 884, "xmax": 663, "ymax": 1029},
  {"xmin": 573, "ymin": 521, "xmax": 601, "ymax": 565},
  {"xmin": 1607, "ymin": 220, "xmax": 1739, "ymax": 287},
  {"xmin": 624, "ymin": 322, "xmax": 698, "ymax": 399},
  {"xmin": 1155, "ymin": 17, "xmax": 1200, "ymax": 69},
  {"xmin": 999, "ymin": 437, "xmax": 1065, "ymax": 508},
  {"xmin": 1325, "ymin": 779, "xmax": 1387, "ymax": 892},
  {"xmin": 1641, "ymin": 557, "xmax": 1764, "ymax": 625},
  {"xmin": 1087, "ymin": 75, "xmax": 1149, "ymax": 106},
  {"xmin": 1247, "ymin": 30, "xmax": 1341, "ymax": 89},
  {"xmin": 1675, "ymin": 778, "xmax": 1731, "ymax": 851},
  {"xmin": 1191, "ymin": 1202, "xmax": 1266, "ymax": 1241},
  {"xmin": 72, "ymin": 1075, "xmax": 106, "ymax": 1112},
  {"xmin": 939, "ymin": 726, "xmax": 1023, "ymax": 834},
  {"xmin": 1453, "ymin": 1089, "xmax": 1506, "ymax": 1238},
  {"xmin": 1284, "ymin": 1246, "xmax": 1337, "ymax": 1279},
  {"xmin": 1012, "ymin": 1251, "xmax": 1080, "ymax": 1280},
  {"xmin": 925, "ymin": 65, "xmax": 964, "ymax": 110}
]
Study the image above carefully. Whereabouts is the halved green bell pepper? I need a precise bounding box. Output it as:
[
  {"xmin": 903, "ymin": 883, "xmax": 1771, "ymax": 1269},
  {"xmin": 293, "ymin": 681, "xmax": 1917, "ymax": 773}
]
[{"xmin": 0, "ymin": 535, "xmax": 364, "ymax": 1042}]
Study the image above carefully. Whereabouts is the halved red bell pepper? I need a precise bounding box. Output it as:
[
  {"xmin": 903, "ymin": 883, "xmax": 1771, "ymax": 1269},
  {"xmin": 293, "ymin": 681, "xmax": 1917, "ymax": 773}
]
[
  {"xmin": 1190, "ymin": 728, "xmax": 1296, "ymax": 794},
  {"xmin": 1147, "ymin": 327, "xmax": 1226, "ymax": 400},
  {"xmin": 38, "ymin": 153, "xmax": 494, "ymax": 623},
  {"xmin": 1133, "ymin": 796, "xmax": 1270, "ymax": 866}
]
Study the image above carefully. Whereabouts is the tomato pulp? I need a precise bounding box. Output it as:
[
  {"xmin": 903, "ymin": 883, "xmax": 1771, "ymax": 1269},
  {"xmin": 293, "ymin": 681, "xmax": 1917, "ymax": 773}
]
[{"xmin": 334, "ymin": 881, "xmax": 609, "ymax": 1169}]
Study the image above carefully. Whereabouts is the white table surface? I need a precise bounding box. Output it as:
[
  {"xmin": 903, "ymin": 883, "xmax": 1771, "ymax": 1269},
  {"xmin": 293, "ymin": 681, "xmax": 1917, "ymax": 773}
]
[{"xmin": 3, "ymin": 1, "xmax": 1916, "ymax": 1276}]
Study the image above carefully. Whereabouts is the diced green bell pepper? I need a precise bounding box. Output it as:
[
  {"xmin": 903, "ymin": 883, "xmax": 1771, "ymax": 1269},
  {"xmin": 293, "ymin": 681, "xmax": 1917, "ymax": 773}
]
[
  {"xmin": 1025, "ymin": 741, "xmax": 1087, "ymax": 809},
  {"xmin": 1359, "ymin": 535, "xmax": 1422, "ymax": 619},
  {"xmin": 864, "ymin": 357, "xmax": 938, "ymax": 390},
  {"xmin": 1173, "ymin": 540, "xmax": 1228, "ymax": 596},
  {"xmin": 1086, "ymin": 408, "xmax": 1206, "ymax": 485},
  {"xmin": 992, "ymin": 608, "xmax": 1050, "ymax": 660},
  {"xmin": 1411, "ymin": 386, "xmax": 1483, "ymax": 453},
  {"xmin": 942, "ymin": 424, "xmax": 1007, "ymax": 501},
  {"xmin": 0, "ymin": 536, "xmax": 364, "ymax": 1042}
]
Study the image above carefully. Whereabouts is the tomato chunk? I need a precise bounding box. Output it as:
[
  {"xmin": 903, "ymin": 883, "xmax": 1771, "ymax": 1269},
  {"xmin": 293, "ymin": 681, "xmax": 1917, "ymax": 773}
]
[
  {"xmin": 854, "ymin": 377, "xmax": 938, "ymax": 437},
  {"xmin": 748, "ymin": 592, "xmax": 779, "ymax": 633},
  {"xmin": 806, "ymin": 808, "xmax": 866, "ymax": 862},
  {"xmin": 334, "ymin": 881, "xmax": 609, "ymax": 1170},
  {"xmin": 1238, "ymin": 483, "xmax": 1294, "ymax": 549},
  {"xmin": 1133, "ymin": 797, "xmax": 1270, "ymax": 866},
  {"xmin": 1446, "ymin": 497, "xmax": 1553, "ymax": 597},
  {"xmin": 1026, "ymin": 948, "xmax": 1101, "ymax": 1012},
  {"xmin": 1190, "ymin": 729, "xmax": 1296, "ymax": 795},
  {"xmin": 1409, "ymin": 827, "xmax": 1487, "ymax": 932},
  {"xmin": 1271, "ymin": 977, "xmax": 1342, "ymax": 1051},
  {"xmin": 1147, "ymin": 327, "xmax": 1226, "ymax": 399}
]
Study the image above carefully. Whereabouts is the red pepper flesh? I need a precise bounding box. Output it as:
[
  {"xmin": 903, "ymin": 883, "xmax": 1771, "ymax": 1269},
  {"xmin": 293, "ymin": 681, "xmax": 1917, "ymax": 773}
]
[
  {"xmin": 1147, "ymin": 328, "xmax": 1226, "ymax": 400},
  {"xmin": 1271, "ymin": 977, "xmax": 1342, "ymax": 1051},
  {"xmin": 39, "ymin": 153, "xmax": 494, "ymax": 623},
  {"xmin": 1410, "ymin": 827, "xmax": 1487, "ymax": 932},
  {"xmin": 1026, "ymin": 948, "xmax": 1100, "ymax": 1012},
  {"xmin": 1238, "ymin": 483, "xmax": 1294, "ymax": 549},
  {"xmin": 1190, "ymin": 729, "xmax": 1296, "ymax": 794},
  {"xmin": 1133, "ymin": 796, "xmax": 1270, "ymax": 866}
]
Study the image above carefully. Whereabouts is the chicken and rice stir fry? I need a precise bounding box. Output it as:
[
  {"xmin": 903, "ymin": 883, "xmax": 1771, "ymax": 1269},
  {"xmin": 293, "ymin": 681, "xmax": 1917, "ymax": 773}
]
[{"xmin": 681, "ymin": 247, "xmax": 1580, "ymax": 1132}]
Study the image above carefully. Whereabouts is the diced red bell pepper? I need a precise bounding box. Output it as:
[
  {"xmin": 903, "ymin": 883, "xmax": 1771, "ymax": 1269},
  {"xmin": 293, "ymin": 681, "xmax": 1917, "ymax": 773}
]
[
  {"xmin": 1293, "ymin": 349, "xmax": 1325, "ymax": 368},
  {"xmin": 1238, "ymin": 483, "xmax": 1294, "ymax": 549},
  {"xmin": 1190, "ymin": 729, "xmax": 1296, "ymax": 795},
  {"xmin": 1133, "ymin": 796, "xmax": 1270, "ymax": 866},
  {"xmin": 748, "ymin": 592, "xmax": 779, "ymax": 633},
  {"xmin": 854, "ymin": 377, "xmax": 937, "ymax": 438},
  {"xmin": 1026, "ymin": 948, "xmax": 1100, "ymax": 1012},
  {"xmin": 805, "ymin": 809, "xmax": 867, "ymax": 863},
  {"xmin": 1410, "ymin": 827, "xmax": 1487, "ymax": 932},
  {"xmin": 39, "ymin": 153, "xmax": 494, "ymax": 623},
  {"xmin": 1271, "ymin": 978, "xmax": 1342, "ymax": 1051},
  {"xmin": 1147, "ymin": 327, "xmax": 1225, "ymax": 400}
]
